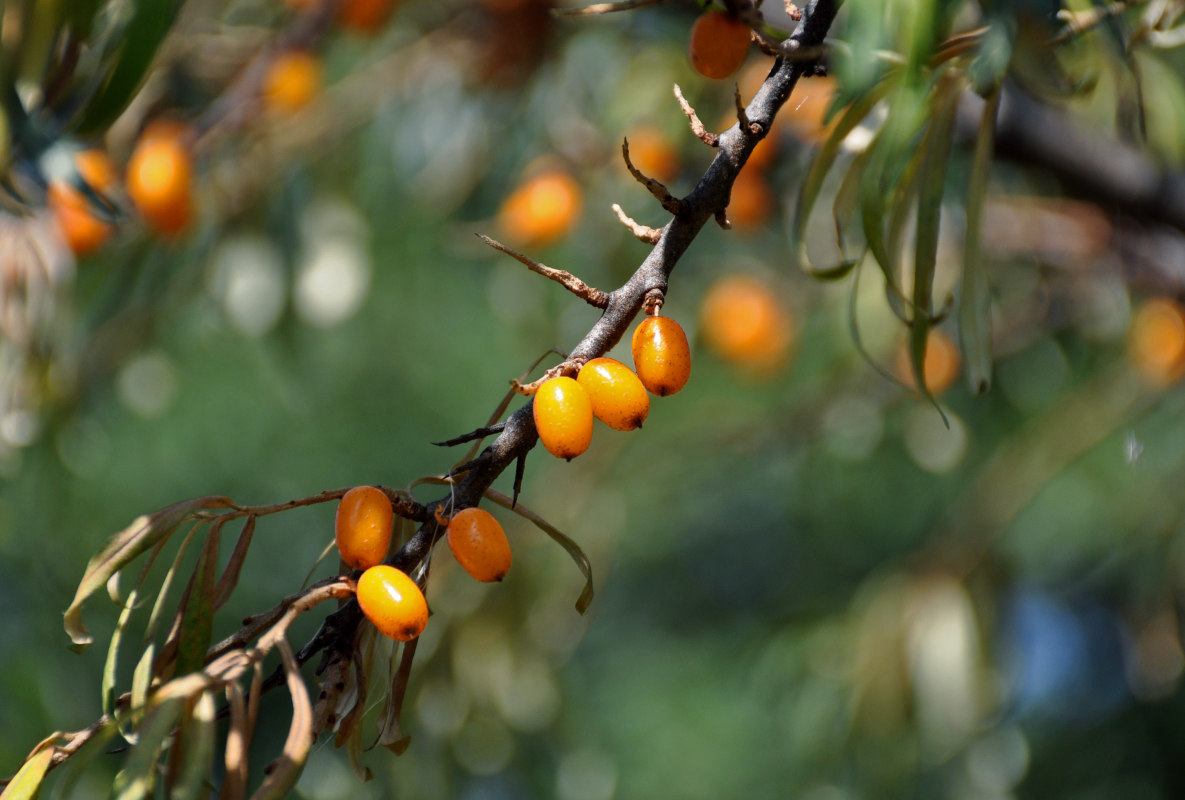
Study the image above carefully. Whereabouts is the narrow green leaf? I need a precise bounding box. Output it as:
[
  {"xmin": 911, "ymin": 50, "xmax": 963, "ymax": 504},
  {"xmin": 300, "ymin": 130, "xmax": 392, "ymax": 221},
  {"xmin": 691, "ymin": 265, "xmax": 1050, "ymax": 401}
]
[
  {"xmin": 0, "ymin": 745, "xmax": 54, "ymax": 800},
  {"xmin": 102, "ymin": 536, "xmax": 171, "ymax": 716},
  {"xmin": 64, "ymin": 496, "xmax": 231, "ymax": 650},
  {"xmin": 909, "ymin": 72, "xmax": 963, "ymax": 419},
  {"xmin": 131, "ymin": 644, "xmax": 157, "ymax": 719},
  {"xmin": 173, "ymin": 524, "xmax": 221, "ymax": 679},
  {"xmin": 213, "ymin": 516, "xmax": 255, "ymax": 611},
  {"xmin": 169, "ymin": 692, "xmax": 216, "ymax": 800},
  {"xmin": 376, "ymin": 637, "xmax": 417, "ymax": 755},
  {"xmin": 112, "ymin": 696, "xmax": 186, "ymax": 800},
  {"xmin": 959, "ymin": 87, "xmax": 1000, "ymax": 394},
  {"xmin": 483, "ymin": 488, "xmax": 594, "ymax": 614}
]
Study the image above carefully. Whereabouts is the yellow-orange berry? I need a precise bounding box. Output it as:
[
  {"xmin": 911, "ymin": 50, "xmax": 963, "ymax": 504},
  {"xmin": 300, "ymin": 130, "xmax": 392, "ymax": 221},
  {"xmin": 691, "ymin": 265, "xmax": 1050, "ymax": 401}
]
[
  {"xmin": 700, "ymin": 275, "xmax": 794, "ymax": 371},
  {"xmin": 126, "ymin": 122, "xmax": 193, "ymax": 236},
  {"xmin": 784, "ymin": 76, "xmax": 838, "ymax": 144},
  {"xmin": 532, "ymin": 376, "xmax": 594, "ymax": 460},
  {"xmin": 48, "ymin": 148, "xmax": 119, "ymax": 257},
  {"xmin": 335, "ymin": 486, "xmax": 394, "ymax": 570},
  {"xmin": 726, "ymin": 168, "xmax": 774, "ymax": 231},
  {"xmin": 576, "ymin": 357, "xmax": 650, "ymax": 431},
  {"xmin": 895, "ymin": 328, "xmax": 962, "ymax": 396},
  {"xmin": 688, "ymin": 11, "xmax": 751, "ymax": 80},
  {"xmin": 263, "ymin": 50, "xmax": 321, "ymax": 114},
  {"xmin": 1129, "ymin": 297, "xmax": 1185, "ymax": 385},
  {"xmin": 632, "ymin": 315, "xmax": 692, "ymax": 396},
  {"xmin": 338, "ymin": 0, "xmax": 399, "ymax": 32},
  {"xmin": 356, "ymin": 565, "xmax": 428, "ymax": 641},
  {"xmin": 447, "ymin": 507, "xmax": 512, "ymax": 583},
  {"xmin": 499, "ymin": 170, "xmax": 582, "ymax": 248}
]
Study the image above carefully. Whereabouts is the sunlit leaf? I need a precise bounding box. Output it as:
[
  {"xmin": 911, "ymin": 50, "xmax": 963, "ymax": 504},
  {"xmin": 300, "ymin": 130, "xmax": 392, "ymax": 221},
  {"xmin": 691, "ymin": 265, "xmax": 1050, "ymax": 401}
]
[
  {"xmin": 0, "ymin": 745, "xmax": 54, "ymax": 800},
  {"xmin": 483, "ymin": 488, "xmax": 594, "ymax": 614},
  {"xmin": 249, "ymin": 640, "xmax": 312, "ymax": 800},
  {"xmin": 112, "ymin": 696, "xmax": 185, "ymax": 800},
  {"xmin": 64, "ymin": 496, "xmax": 231, "ymax": 650},
  {"xmin": 173, "ymin": 526, "xmax": 220, "ymax": 680},
  {"xmin": 169, "ymin": 692, "xmax": 216, "ymax": 800},
  {"xmin": 131, "ymin": 644, "xmax": 156, "ymax": 721},
  {"xmin": 959, "ymin": 87, "xmax": 999, "ymax": 394},
  {"xmin": 218, "ymin": 684, "xmax": 251, "ymax": 800}
]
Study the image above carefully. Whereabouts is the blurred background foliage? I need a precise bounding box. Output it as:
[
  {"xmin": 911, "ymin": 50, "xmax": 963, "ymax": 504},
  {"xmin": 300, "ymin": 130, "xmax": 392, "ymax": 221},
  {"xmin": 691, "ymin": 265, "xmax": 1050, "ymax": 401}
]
[{"xmin": 5, "ymin": 0, "xmax": 1185, "ymax": 798}]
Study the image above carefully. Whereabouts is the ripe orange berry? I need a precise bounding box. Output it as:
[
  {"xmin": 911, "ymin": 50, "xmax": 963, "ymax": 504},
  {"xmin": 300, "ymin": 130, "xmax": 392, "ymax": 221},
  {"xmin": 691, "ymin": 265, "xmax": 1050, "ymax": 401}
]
[
  {"xmin": 447, "ymin": 507, "xmax": 512, "ymax": 583},
  {"xmin": 1129, "ymin": 297, "xmax": 1185, "ymax": 385},
  {"xmin": 632, "ymin": 315, "xmax": 692, "ymax": 396},
  {"xmin": 895, "ymin": 328, "xmax": 962, "ymax": 395},
  {"xmin": 356, "ymin": 565, "xmax": 428, "ymax": 641},
  {"xmin": 700, "ymin": 275, "xmax": 793, "ymax": 371},
  {"xmin": 48, "ymin": 148, "xmax": 119, "ymax": 257},
  {"xmin": 576, "ymin": 357, "xmax": 650, "ymax": 431},
  {"xmin": 532, "ymin": 376, "xmax": 594, "ymax": 460},
  {"xmin": 126, "ymin": 122, "xmax": 193, "ymax": 236},
  {"xmin": 499, "ymin": 170, "xmax": 582, "ymax": 248},
  {"xmin": 625, "ymin": 126, "xmax": 680, "ymax": 184},
  {"xmin": 688, "ymin": 10, "xmax": 751, "ymax": 80},
  {"xmin": 262, "ymin": 50, "xmax": 321, "ymax": 114},
  {"xmin": 338, "ymin": 0, "xmax": 399, "ymax": 32},
  {"xmin": 335, "ymin": 486, "xmax": 394, "ymax": 570},
  {"xmin": 726, "ymin": 168, "xmax": 774, "ymax": 231}
]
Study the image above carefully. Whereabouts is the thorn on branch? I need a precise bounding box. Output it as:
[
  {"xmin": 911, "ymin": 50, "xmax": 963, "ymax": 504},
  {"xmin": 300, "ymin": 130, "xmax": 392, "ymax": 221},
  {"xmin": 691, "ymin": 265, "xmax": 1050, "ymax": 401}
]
[
  {"xmin": 432, "ymin": 422, "xmax": 507, "ymax": 448},
  {"xmin": 733, "ymin": 85, "xmax": 760, "ymax": 134},
  {"xmin": 622, "ymin": 138, "xmax": 683, "ymax": 216},
  {"xmin": 673, "ymin": 84, "xmax": 717, "ymax": 147},
  {"xmin": 785, "ymin": 1, "xmax": 802, "ymax": 20},
  {"xmin": 512, "ymin": 452, "xmax": 527, "ymax": 509},
  {"xmin": 752, "ymin": 28, "xmax": 786, "ymax": 57},
  {"xmin": 477, "ymin": 234, "xmax": 609, "ymax": 309},
  {"xmin": 612, "ymin": 204, "xmax": 662, "ymax": 244},
  {"xmin": 715, "ymin": 208, "xmax": 732, "ymax": 230},
  {"xmin": 510, "ymin": 357, "xmax": 586, "ymax": 395},
  {"xmin": 642, "ymin": 288, "xmax": 665, "ymax": 316}
]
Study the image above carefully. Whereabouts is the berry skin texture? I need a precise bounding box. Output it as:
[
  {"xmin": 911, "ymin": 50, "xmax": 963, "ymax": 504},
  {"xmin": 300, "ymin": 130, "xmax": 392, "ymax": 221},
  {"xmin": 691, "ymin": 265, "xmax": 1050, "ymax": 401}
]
[
  {"xmin": 126, "ymin": 123, "xmax": 193, "ymax": 236},
  {"xmin": 576, "ymin": 357, "xmax": 650, "ymax": 431},
  {"xmin": 688, "ymin": 11, "xmax": 751, "ymax": 80},
  {"xmin": 631, "ymin": 316, "xmax": 692, "ymax": 396},
  {"xmin": 895, "ymin": 328, "xmax": 962, "ymax": 396},
  {"xmin": 356, "ymin": 565, "xmax": 429, "ymax": 642},
  {"xmin": 1129, "ymin": 297, "xmax": 1185, "ymax": 385},
  {"xmin": 499, "ymin": 170, "xmax": 582, "ymax": 249},
  {"xmin": 533, "ymin": 376, "xmax": 594, "ymax": 460},
  {"xmin": 48, "ymin": 148, "xmax": 119, "ymax": 257},
  {"xmin": 335, "ymin": 486, "xmax": 394, "ymax": 570},
  {"xmin": 447, "ymin": 507, "xmax": 512, "ymax": 583},
  {"xmin": 263, "ymin": 50, "xmax": 321, "ymax": 114},
  {"xmin": 700, "ymin": 275, "xmax": 794, "ymax": 372}
]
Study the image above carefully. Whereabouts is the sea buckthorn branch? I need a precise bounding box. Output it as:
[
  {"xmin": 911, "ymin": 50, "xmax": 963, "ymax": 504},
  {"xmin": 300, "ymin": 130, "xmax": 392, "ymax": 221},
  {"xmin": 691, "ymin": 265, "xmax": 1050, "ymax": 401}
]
[
  {"xmin": 611, "ymin": 203, "xmax": 663, "ymax": 243},
  {"xmin": 673, "ymin": 84, "xmax": 719, "ymax": 147},
  {"xmin": 622, "ymin": 138, "xmax": 684, "ymax": 215}
]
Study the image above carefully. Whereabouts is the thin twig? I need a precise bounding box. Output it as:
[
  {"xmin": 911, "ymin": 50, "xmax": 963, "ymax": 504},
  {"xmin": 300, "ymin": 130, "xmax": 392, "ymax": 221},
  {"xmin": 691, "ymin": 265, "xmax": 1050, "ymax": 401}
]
[
  {"xmin": 477, "ymin": 234, "xmax": 610, "ymax": 308},
  {"xmin": 432, "ymin": 423, "xmax": 507, "ymax": 447},
  {"xmin": 622, "ymin": 139, "xmax": 683, "ymax": 215},
  {"xmin": 510, "ymin": 358, "xmax": 586, "ymax": 394},
  {"xmin": 612, "ymin": 204, "xmax": 663, "ymax": 243},
  {"xmin": 673, "ymin": 84, "xmax": 718, "ymax": 147},
  {"xmin": 552, "ymin": 0, "xmax": 670, "ymax": 17}
]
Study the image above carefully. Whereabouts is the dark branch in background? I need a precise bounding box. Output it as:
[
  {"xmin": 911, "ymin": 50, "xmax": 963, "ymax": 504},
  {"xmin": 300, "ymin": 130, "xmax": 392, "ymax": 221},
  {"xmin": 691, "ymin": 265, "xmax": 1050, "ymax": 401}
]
[{"xmin": 302, "ymin": 0, "xmax": 842, "ymax": 660}]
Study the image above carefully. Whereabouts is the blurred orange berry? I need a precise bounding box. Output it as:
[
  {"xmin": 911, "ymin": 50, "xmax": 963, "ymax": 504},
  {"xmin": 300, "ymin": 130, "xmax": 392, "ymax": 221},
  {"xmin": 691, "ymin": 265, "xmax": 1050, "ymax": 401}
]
[
  {"xmin": 447, "ymin": 507, "xmax": 512, "ymax": 583},
  {"xmin": 895, "ymin": 328, "xmax": 962, "ymax": 396},
  {"xmin": 263, "ymin": 50, "xmax": 321, "ymax": 114},
  {"xmin": 726, "ymin": 168, "xmax": 775, "ymax": 231},
  {"xmin": 48, "ymin": 148, "xmax": 119, "ymax": 257},
  {"xmin": 126, "ymin": 122, "xmax": 193, "ymax": 236},
  {"xmin": 700, "ymin": 275, "xmax": 794, "ymax": 372},
  {"xmin": 338, "ymin": 0, "xmax": 399, "ymax": 33},
  {"xmin": 356, "ymin": 565, "xmax": 428, "ymax": 641},
  {"xmin": 1129, "ymin": 297, "xmax": 1185, "ymax": 385},
  {"xmin": 499, "ymin": 170, "xmax": 582, "ymax": 248},
  {"xmin": 784, "ymin": 76, "xmax": 837, "ymax": 144},
  {"xmin": 533, "ymin": 376, "xmax": 594, "ymax": 460},
  {"xmin": 632, "ymin": 315, "xmax": 692, "ymax": 396},
  {"xmin": 625, "ymin": 126, "xmax": 680, "ymax": 184},
  {"xmin": 576, "ymin": 357, "xmax": 650, "ymax": 431},
  {"xmin": 688, "ymin": 11, "xmax": 751, "ymax": 80}
]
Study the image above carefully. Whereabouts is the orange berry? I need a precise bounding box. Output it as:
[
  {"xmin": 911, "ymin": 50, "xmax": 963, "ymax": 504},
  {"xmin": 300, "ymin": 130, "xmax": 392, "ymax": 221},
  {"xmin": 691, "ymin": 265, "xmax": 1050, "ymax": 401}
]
[
  {"xmin": 688, "ymin": 11, "xmax": 751, "ymax": 80},
  {"xmin": 499, "ymin": 170, "xmax": 582, "ymax": 248},
  {"xmin": 700, "ymin": 275, "xmax": 794, "ymax": 371},
  {"xmin": 625, "ymin": 126, "xmax": 680, "ymax": 184},
  {"xmin": 895, "ymin": 328, "xmax": 962, "ymax": 395},
  {"xmin": 335, "ymin": 486, "xmax": 394, "ymax": 570},
  {"xmin": 338, "ymin": 0, "xmax": 399, "ymax": 33},
  {"xmin": 576, "ymin": 357, "xmax": 650, "ymax": 431},
  {"xmin": 126, "ymin": 123, "xmax": 193, "ymax": 236},
  {"xmin": 726, "ymin": 168, "xmax": 774, "ymax": 231},
  {"xmin": 632, "ymin": 315, "xmax": 691, "ymax": 396},
  {"xmin": 532, "ymin": 376, "xmax": 594, "ymax": 460},
  {"xmin": 447, "ymin": 507, "xmax": 512, "ymax": 583},
  {"xmin": 1129, "ymin": 297, "xmax": 1185, "ymax": 385},
  {"xmin": 263, "ymin": 50, "xmax": 321, "ymax": 114},
  {"xmin": 48, "ymin": 148, "xmax": 119, "ymax": 257},
  {"xmin": 356, "ymin": 565, "xmax": 428, "ymax": 641}
]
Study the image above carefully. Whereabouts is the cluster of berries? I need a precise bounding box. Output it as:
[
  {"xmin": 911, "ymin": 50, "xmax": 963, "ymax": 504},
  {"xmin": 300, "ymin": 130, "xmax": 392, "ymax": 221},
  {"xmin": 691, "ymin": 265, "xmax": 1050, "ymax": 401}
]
[
  {"xmin": 334, "ymin": 486, "xmax": 511, "ymax": 642},
  {"xmin": 533, "ymin": 314, "xmax": 691, "ymax": 460}
]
